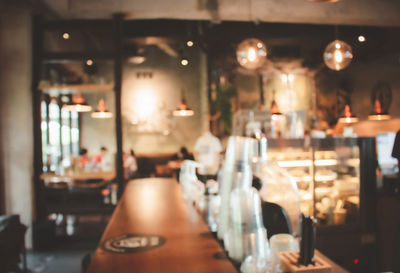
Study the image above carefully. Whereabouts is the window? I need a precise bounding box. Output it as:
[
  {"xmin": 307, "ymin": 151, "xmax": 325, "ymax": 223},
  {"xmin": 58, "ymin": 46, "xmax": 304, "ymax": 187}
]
[{"xmin": 41, "ymin": 95, "xmax": 80, "ymax": 172}]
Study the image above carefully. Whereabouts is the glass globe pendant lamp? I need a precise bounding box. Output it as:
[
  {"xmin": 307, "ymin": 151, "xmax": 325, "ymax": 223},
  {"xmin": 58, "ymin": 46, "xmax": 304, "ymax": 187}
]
[
  {"xmin": 323, "ymin": 40, "xmax": 353, "ymax": 71},
  {"xmin": 236, "ymin": 38, "xmax": 267, "ymax": 70}
]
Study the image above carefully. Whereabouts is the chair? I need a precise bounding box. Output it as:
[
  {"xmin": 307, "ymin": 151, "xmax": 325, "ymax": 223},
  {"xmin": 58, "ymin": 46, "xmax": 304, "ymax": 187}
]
[
  {"xmin": 81, "ymin": 253, "xmax": 92, "ymax": 273},
  {"xmin": 0, "ymin": 215, "xmax": 27, "ymax": 273},
  {"xmin": 261, "ymin": 201, "xmax": 292, "ymax": 239}
]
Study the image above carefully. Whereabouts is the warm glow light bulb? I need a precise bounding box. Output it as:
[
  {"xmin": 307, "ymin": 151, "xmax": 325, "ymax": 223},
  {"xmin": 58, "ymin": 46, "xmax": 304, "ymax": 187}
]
[
  {"xmin": 323, "ymin": 40, "xmax": 353, "ymax": 71},
  {"xmin": 281, "ymin": 74, "xmax": 288, "ymax": 83},
  {"xmin": 86, "ymin": 59, "xmax": 94, "ymax": 66},
  {"xmin": 181, "ymin": 58, "xmax": 189, "ymax": 66},
  {"xmin": 62, "ymin": 32, "xmax": 70, "ymax": 40},
  {"xmin": 186, "ymin": 40, "xmax": 194, "ymax": 47},
  {"xmin": 248, "ymin": 48, "xmax": 257, "ymax": 62},
  {"xmin": 236, "ymin": 38, "xmax": 267, "ymax": 70},
  {"xmin": 334, "ymin": 50, "xmax": 343, "ymax": 63},
  {"xmin": 358, "ymin": 35, "xmax": 366, "ymax": 42}
]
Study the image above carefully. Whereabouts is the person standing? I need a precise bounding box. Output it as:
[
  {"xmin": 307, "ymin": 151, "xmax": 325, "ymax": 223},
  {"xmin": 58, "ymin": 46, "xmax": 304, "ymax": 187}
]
[
  {"xmin": 194, "ymin": 131, "xmax": 223, "ymax": 183},
  {"xmin": 124, "ymin": 149, "xmax": 138, "ymax": 179},
  {"xmin": 392, "ymin": 130, "xmax": 400, "ymax": 179}
]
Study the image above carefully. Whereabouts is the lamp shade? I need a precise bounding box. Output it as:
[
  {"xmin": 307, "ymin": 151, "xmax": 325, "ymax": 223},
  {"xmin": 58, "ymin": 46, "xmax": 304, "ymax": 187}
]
[
  {"xmin": 368, "ymin": 99, "xmax": 391, "ymax": 121},
  {"xmin": 65, "ymin": 93, "xmax": 92, "ymax": 112},
  {"xmin": 323, "ymin": 40, "xmax": 353, "ymax": 71},
  {"xmin": 338, "ymin": 104, "xmax": 359, "ymax": 124},
  {"xmin": 91, "ymin": 98, "xmax": 113, "ymax": 118},
  {"xmin": 236, "ymin": 38, "xmax": 267, "ymax": 70},
  {"xmin": 173, "ymin": 97, "xmax": 194, "ymax": 117},
  {"xmin": 270, "ymin": 99, "xmax": 283, "ymax": 120}
]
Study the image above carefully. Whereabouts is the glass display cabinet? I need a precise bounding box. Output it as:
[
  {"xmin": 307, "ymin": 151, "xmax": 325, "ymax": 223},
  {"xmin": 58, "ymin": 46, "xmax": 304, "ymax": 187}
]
[
  {"xmin": 267, "ymin": 138, "xmax": 361, "ymax": 228},
  {"xmin": 266, "ymin": 137, "xmax": 377, "ymax": 272},
  {"xmin": 232, "ymin": 111, "xmax": 377, "ymax": 272}
]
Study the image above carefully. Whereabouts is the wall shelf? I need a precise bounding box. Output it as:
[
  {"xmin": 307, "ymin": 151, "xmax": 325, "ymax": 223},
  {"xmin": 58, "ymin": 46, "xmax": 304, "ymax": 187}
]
[{"xmin": 39, "ymin": 84, "xmax": 114, "ymax": 93}]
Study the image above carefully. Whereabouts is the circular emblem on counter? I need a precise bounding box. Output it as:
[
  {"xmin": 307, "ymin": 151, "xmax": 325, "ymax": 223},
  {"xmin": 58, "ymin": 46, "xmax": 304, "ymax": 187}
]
[{"xmin": 102, "ymin": 234, "xmax": 166, "ymax": 254}]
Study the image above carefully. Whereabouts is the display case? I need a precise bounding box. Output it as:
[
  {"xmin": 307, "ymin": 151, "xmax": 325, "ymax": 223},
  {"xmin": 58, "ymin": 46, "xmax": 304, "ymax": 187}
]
[
  {"xmin": 232, "ymin": 111, "xmax": 377, "ymax": 272},
  {"xmin": 267, "ymin": 138, "xmax": 362, "ymax": 227},
  {"xmin": 266, "ymin": 137, "xmax": 377, "ymax": 272}
]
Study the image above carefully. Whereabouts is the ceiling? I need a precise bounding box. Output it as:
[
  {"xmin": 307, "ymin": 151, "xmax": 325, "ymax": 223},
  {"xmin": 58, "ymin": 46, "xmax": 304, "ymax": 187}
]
[{"xmin": 15, "ymin": 0, "xmax": 400, "ymax": 27}]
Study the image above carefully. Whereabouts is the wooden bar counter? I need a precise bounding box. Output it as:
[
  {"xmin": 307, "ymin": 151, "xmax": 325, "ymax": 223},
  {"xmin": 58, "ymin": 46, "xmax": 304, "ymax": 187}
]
[{"xmin": 87, "ymin": 178, "xmax": 237, "ymax": 273}]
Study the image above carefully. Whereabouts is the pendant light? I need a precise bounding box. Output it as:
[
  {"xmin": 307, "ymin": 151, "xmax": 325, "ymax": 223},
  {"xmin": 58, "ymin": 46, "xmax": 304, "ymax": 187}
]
[
  {"xmin": 65, "ymin": 93, "xmax": 92, "ymax": 112},
  {"xmin": 270, "ymin": 91, "xmax": 283, "ymax": 121},
  {"xmin": 91, "ymin": 98, "xmax": 113, "ymax": 118},
  {"xmin": 368, "ymin": 99, "xmax": 391, "ymax": 121},
  {"xmin": 173, "ymin": 91, "xmax": 194, "ymax": 117},
  {"xmin": 338, "ymin": 104, "xmax": 358, "ymax": 124},
  {"xmin": 323, "ymin": 40, "xmax": 353, "ymax": 71},
  {"xmin": 236, "ymin": 38, "xmax": 267, "ymax": 70}
]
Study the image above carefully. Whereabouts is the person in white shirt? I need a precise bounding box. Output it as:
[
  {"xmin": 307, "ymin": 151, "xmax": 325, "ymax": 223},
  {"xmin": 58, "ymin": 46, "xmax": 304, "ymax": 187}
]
[
  {"xmin": 124, "ymin": 149, "xmax": 138, "ymax": 179},
  {"xmin": 194, "ymin": 130, "xmax": 222, "ymax": 182},
  {"xmin": 99, "ymin": 147, "xmax": 114, "ymax": 172}
]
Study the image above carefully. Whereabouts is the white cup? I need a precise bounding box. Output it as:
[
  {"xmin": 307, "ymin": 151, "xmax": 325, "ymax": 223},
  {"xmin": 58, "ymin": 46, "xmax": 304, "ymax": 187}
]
[{"xmin": 270, "ymin": 234, "xmax": 299, "ymax": 272}]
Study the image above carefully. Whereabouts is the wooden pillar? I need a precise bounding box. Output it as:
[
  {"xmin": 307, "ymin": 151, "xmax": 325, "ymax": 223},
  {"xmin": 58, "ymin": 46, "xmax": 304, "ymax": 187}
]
[
  {"xmin": 32, "ymin": 15, "xmax": 45, "ymax": 221},
  {"xmin": 113, "ymin": 14, "xmax": 125, "ymax": 198}
]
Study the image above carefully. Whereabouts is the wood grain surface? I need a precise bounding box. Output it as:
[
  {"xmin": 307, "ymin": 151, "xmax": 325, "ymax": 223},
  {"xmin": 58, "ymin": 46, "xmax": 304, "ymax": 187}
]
[{"xmin": 87, "ymin": 178, "xmax": 238, "ymax": 273}]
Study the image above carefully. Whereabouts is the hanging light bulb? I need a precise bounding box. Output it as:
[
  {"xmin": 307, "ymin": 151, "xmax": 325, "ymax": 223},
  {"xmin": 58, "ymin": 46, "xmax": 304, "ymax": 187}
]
[
  {"xmin": 323, "ymin": 40, "xmax": 353, "ymax": 71},
  {"xmin": 180, "ymin": 58, "xmax": 189, "ymax": 66},
  {"xmin": 236, "ymin": 38, "xmax": 267, "ymax": 70},
  {"xmin": 186, "ymin": 40, "xmax": 194, "ymax": 47},
  {"xmin": 338, "ymin": 104, "xmax": 359, "ymax": 124},
  {"xmin": 65, "ymin": 93, "xmax": 92, "ymax": 112},
  {"xmin": 358, "ymin": 35, "xmax": 366, "ymax": 43},
  {"xmin": 173, "ymin": 91, "xmax": 194, "ymax": 117},
  {"xmin": 368, "ymin": 99, "xmax": 391, "ymax": 121},
  {"xmin": 91, "ymin": 98, "xmax": 113, "ymax": 118}
]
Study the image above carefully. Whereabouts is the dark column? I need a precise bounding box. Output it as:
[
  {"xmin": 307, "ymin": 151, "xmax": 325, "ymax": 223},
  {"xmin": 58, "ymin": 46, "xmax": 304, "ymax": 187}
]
[
  {"xmin": 113, "ymin": 14, "xmax": 125, "ymax": 198},
  {"xmin": 258, "ymin": 74, "xmax": 265, "ymax": 108},
  {"xmin": 358, "ymin": 137, "xmax": 378, "ymax": 272},
  {"xmin": 32, "ymin": 15, "xmax": 45, "ymax": 221}
]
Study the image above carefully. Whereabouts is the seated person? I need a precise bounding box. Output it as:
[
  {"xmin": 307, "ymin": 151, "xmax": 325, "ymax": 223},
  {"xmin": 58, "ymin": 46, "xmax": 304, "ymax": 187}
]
[
  {"xmin": 171, "ymin": 146, "xmax": 194, "ymax": 161},
  {"xmin": 97, "ymin": 147, "xmax": 114, "ymax": 172},
  {"xmin": 79, "ymin": 148, "xmax": 89, "ymax": 171}
]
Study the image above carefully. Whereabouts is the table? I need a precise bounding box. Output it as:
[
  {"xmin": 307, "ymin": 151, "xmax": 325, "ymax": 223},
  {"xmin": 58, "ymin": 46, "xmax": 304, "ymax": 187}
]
[
  {"xmin": 87, "ymin": 178, "xmax": 237, "ymax": 273},
  {"xmin": 87, "ymin": 178, "xmax": 350, "ymax": 273},
  {"xmin": 40, "ymin": 171, "xmax": 115, "ymax": 188}
]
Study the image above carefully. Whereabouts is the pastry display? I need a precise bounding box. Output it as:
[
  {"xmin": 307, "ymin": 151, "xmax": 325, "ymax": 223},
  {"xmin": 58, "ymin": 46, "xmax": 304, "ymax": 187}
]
[{"xmin": 268, "ymin": 144, "xmax": 360, "ymax": 227}]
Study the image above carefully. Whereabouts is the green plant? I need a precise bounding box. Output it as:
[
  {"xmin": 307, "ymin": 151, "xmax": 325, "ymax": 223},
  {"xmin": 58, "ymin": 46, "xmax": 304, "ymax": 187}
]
[{"xmin": 212, "ymin": 84, "xmax": 237, "ymax": 135}]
